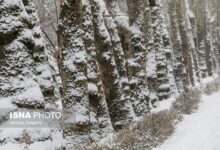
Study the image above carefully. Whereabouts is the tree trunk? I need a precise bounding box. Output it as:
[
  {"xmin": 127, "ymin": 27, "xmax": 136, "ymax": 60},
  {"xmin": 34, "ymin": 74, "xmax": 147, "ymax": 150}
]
[
  {"xmin": 168, "ymin": 0, "xmax": 188, "ymax": 91},
  {"xmin": 184, "ymin": 0, "xmax": 201, "ymax": 83},
  {"xmin": 59, "ymin": 0, "xmax": 90, "ymax": 146},
  {"xmin": 82, "ymin": 0, "xmax": 113, "ymax": 141},
  {"xmin": 143, "ymin": 0, "xmax": 159, "ymax": 106},
  {"xmin": 150, "ymin": 0, "xmax": 171, "ymax": 99},
  {"xmin": 127, "ymin": 0, "xmax": 150, "ymax": 115},
  {"xmin": 176, "ymin": 0, "xmax": 194, "ymax": 86},
  {"xmin": 90, "ymin": 0, "xmax": 134, "ymax": 129}
]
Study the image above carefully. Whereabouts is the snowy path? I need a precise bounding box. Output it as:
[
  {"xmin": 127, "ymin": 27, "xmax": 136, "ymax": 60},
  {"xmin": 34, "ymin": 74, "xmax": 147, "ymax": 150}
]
[{"xmin": 155, "ymin": 92, "xmax": 220, "ymax": 150}]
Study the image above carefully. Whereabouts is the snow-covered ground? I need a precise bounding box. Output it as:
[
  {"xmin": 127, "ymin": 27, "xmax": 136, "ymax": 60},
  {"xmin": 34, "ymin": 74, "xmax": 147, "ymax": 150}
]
[{"xmin": 155, "ymin": 91, "xmax": 220, "ymax": 150}]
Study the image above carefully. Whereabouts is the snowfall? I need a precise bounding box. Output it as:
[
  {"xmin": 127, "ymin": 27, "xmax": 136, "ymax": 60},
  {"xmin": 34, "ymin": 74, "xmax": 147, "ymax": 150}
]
[{"xmin": 154, "ymin": 91, "xmax": 220, "ymax": 150}]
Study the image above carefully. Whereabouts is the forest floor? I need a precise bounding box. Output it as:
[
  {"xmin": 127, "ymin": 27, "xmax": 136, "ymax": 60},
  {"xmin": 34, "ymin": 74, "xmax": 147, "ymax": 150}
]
[{"xmin": 154, "ymin": 91, "xmax": 220, "ymax": 150}]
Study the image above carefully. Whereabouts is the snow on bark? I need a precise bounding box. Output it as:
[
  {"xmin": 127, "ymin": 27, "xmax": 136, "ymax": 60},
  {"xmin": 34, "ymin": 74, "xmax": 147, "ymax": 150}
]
[
  {"xmin": 143, "ymin": 1, "xmax": 159, "ymax": 106},
  {"xmin": 216, "ymin": 0, "xmax": 220, "ymax": 74},
  {"xmin": 0, "ymin": 0, "xmax": 54, "ymax": 108},
  {"xmin": 150, "ymin": 1, "xmax": 171, "ymax": 99},
  {"xmin": 82, "ymin": 0, "xmax": 113, "ymax": 141},
  {"xmin": 103, "ymin": 7, "xmax": 131, "ymax": 113},
  {"xmin": 168, "ymin": 0, "xmax": 189, "ymax": 92},
  {"xmin": 184, "ymin": 0, "xmax": 201, "ymax": 83},
  {"xmin": 59, "ymin": 0, "xmax": 90, "ymax": 146},
  {"xmin": 0, "ymin": 0, "xmax": 56, "ymax": 148},
  {"xmin": 90, "ymin": 0, "xmax": 134, "ymax": 129},
  {"xmin": 2, "ymin": 0, "xmax": 220, "ymax": 148},
  {"xmin": 176, "ymin": 0, "xmax": 195, "ymax": 86},
  {"xmin": 196, "ymin": 0, "xmax": 208, "ymax": 78},
  {"xmin": 203, "ymin": 0, "xmax": 214, "ymax": 77},
  {"xmin": 126, "ymin": 0, "xmax": 150, "ymax": 115},
  {"xmin": 160, "ymin": 13, "xmax": 177, "ymax": 95}
]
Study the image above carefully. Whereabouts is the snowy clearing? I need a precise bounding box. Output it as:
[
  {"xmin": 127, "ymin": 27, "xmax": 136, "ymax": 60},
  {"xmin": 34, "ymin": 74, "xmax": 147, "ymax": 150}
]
[{"xmin": 155, "ymin": 92, "xmax": 220, "ymax": 150}]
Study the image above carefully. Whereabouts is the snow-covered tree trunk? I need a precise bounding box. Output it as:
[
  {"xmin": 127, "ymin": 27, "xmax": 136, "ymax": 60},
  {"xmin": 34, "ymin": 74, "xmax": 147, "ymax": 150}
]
[
  {"xmin": 184, "ymin": 0, "xmax": 201, "ymax": 83},
  {"xmin": 212, "ymin": 0, "xmax": 220, "ymax": 74},
  {"xmin": 90, "ymin": 0, "xmax": 134, "ymax": 129},
  {"xmin": 81, "ymin": 0, "xmax": 113, "ymax": 140},
  {"xmin": 176, "ymin": 0, "xmax": 194, "ymax": 86},
  {"xmin": 204, "ymin": 0, "xmax": 214, "ymax": 76},
  {"xmin": 150, "ymin": 0, "xmax": 171, "ymax": 99},
  {"xmin": 196, "ymin": 0, "xmax": 208, "ymax": 78},
  {"xmin": 210, "ymin": 0, "xmax": 219, "ymax": 73},
  {"xmin": 59, "ymin": 0, "xmax": 90, "ymax": 146},
  {"xmin": 23, "ymin": 0, "xmax": 55, "ymax": 105},
  {"xmin": 216, "ymin": 0, "xmax": 220, "ymax": 73},
  {"xmin": 0, "ymin": 0, "xmax": 55, "ymax": 147},
  {"xmin": 103, "ymin": 6, "xmax": 131, "ymax": 115},
  {"xmin": 160, "ymin": 13, "xmax": 177, "ymax": 95},
  {"xmin": 106, "ymin": 0, "xmax": 140, "ymax": 114},
  {"xmin": 168, "ymin": 0, "xmax": 188, "ymax": 91},
  {"xmin": 127, "ymin": 0, "xmax": 150, "ymax": 115},
  {"xmin": 143, "ymin": 1, "xmax": 159, "ymax": 105},
  {"xmin": 0, "ymin": 0, "xmax": 54, "ymax": 108}
]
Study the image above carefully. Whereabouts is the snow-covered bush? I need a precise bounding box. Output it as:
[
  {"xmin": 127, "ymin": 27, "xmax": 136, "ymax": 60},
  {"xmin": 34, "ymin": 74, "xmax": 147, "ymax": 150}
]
[
  {"xmin": 172, "ymin": 89, "xmax": 201, "ymax": 114},
  {"xmin": 203, "ymin": 79, "xmax": 220, "ymax": 95},
  {"xmin": 92, "ymin": 87, "xmax": 203, "ymax": 150}
]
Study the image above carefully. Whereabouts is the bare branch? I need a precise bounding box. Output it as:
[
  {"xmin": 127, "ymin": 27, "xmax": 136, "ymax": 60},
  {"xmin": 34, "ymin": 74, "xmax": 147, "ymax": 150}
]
[{"xmin": 41, "ymin": 27, "xmax": 56, "ymax": 50}]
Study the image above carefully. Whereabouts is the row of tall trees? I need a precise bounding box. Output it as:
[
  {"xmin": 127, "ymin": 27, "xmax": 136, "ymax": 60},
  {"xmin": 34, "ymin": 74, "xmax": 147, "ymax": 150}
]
[
  {"xmin": 1, "ymin": 0, "xmax": 220, "ymax": 148},
  {"xmin": 58, "ymin": 0, "xmax": 220, "ymax": 147}
]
